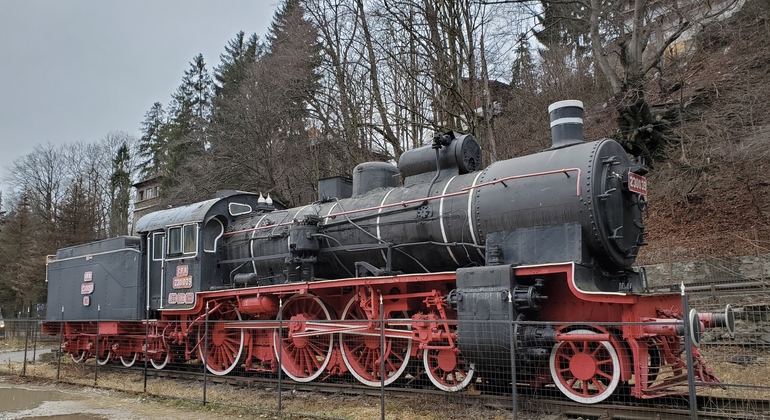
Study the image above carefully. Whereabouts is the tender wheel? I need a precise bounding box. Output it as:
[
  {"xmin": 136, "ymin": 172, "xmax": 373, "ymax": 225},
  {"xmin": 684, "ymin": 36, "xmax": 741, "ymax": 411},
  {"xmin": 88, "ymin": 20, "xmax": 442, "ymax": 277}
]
[
  {"xmin": 549, "ymin": 329, "xmax": 621, "ymax": 404},
  {"xmin": 423, "ymin": 346, "xmax": 475, "ymax": 392},
  {"xmin": 95, "ymin": 350, "xmax": 111, "ymax": 366},
  {"xmin": 339, "ymin": 296, "xmax": 412, "ymax": 387},
  {"xmin": 273, "ymin": 295, "xmax": 334, "ymax": 382},
  {"xmin": 150, "ymin": 349, "xmax": 171, "ymax": 370},
  {"xmin": 70, "ymin": 350, "xmax": 87, "ymax": 364},
  {"xmin": 120, "ymin": 353, "xmax": 138, "ymax": 367},
  {"xmin": 197, "ymin": 303, "xmax": 244, "ymax": 376}
]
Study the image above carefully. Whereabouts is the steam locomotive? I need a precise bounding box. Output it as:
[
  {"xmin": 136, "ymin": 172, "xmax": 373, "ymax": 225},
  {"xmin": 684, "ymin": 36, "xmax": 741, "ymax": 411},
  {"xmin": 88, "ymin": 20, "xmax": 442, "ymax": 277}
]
[{"xmin": 43, "ymin": 100, "xmax": 733, "ymax": 404}]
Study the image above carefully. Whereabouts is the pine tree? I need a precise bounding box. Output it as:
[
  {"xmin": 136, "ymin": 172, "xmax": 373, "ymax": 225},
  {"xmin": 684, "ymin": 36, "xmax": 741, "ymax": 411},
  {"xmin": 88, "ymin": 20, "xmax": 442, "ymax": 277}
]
[
  {"xmin": 0, "ymin": 192, "xmax": 47, "ymax": 309},
  {"xmin": 264, "ymin": 0, "xmax": 322, "ymax": 130},
  {"xmin": 56, "ymin": 176, "xmax": 100, "ymax": 246},
  {"xmin": 214, "ymin": 31, "xmax": 262, "ymax": 99},
  {"xmin": 138, "ymin": 102, "xmax": 168, "ymax": 178},
  {"xmin": 533, "ymin": 1, "xmax": 590, "ymax": 56},
  {"xmin": 162, "ymin": 54, "xmax": 214, "ymax": 193},
  {"xmin": 511, "ymin": 35, "xmax": 537, "ymax": 91},
  {"xmin": 109, "ymin": 143, "xmax": 131, "ymax": 237}
]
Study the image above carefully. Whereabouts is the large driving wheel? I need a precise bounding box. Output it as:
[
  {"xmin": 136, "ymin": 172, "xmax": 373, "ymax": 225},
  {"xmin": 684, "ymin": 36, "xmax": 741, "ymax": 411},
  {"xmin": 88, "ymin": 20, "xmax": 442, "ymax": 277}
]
[
  {"xmin": 339, "ymin": 296, "xmax": 412, "ymax": 387},
  {"xmin": 273, "ymin": 295, "xmax": 334, "ymax": 382},
  {"xmin": 423, "ymin": 346, "xmax": 475, "ymax": 392},
  {"xmin": 549, "ymin": 329, "xmax": 621, "ymax": 404},
  {"xmin": 197, "ymin": 303, "xmax": 244, "ymax": 376}
]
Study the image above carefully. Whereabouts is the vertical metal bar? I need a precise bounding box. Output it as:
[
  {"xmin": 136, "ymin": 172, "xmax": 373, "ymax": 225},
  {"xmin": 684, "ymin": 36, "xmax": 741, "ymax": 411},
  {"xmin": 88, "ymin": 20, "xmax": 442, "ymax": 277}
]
[
  {"xmin": 203, "ymin": 302, "xmax": 209, "ymax": 406},
  {"xmin": 145, "ymin": 235, "xmax": 151, "ymax": 393},
  {"xmin": 22, "ymin": 306, "xmax": 30, "ymax": 377},
  {"xmin": 144, "ymin": 317, "xmax": 149, "ymax": 392},
  {"xmin": 56, "ymin": 306, "xmax": 64, "ymax": 381},
  {"xmin": 32, "ymin": 311, "xmax": 39, "ymax": 367},
  {"xmin": 681, "ymin": 283, "xmax": 698, "ymax": 419},
  {"xmin": 379, "ymin": 294, "xmax": 385, "ymax": 420},
  {"xmin": 160, "ymin": 236, "xmax": 166, "ymax": 309},
  {"xmin": 94, "ymin": 305, "xmax": 100, "ymax": 386},
  {"xmin": 146, "ymin": 236, "xmax": 152, "ymax": 315},
  {"xmin": 508, "ymin": 292, "xmax": 518, "ymax": 420},
  {"xmin": 277, "ymin": 298, "xmax": 283, "ymax": 416}
]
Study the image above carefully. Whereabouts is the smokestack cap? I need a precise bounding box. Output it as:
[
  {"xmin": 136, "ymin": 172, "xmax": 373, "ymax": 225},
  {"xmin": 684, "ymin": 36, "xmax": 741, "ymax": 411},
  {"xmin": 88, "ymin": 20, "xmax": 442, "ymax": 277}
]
[{"xmin": 548, "ymin": 100, "xmax": 584, "ymax": 149}]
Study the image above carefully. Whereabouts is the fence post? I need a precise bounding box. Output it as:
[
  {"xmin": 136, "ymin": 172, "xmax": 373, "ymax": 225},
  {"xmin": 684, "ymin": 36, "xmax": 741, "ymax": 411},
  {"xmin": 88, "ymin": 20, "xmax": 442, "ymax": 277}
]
[
  {"xmin": 508, "ymin": 292, "xmax": 518, "ymax": 420},
  {"xmin": 94, "ymin": 305, "xmax": 100, "ymax": 386},
  {"xmin": 277, "ymin": 298, "xmax": 283, "ymax": 416},
  {"xmin": 32, "ymin": 312, "xmax": 39, "ymax": 367},
  {"xmin": 379, "ymin": 294, "xmax": 385, "ymax": 420},
  {"xmin": 203, "ymin": 302, "xmax": 209, "ymax": 406},
  {"xmin": 22, "ymin": 306, "xmax": 30, "ymax": 377},
  {"xmin": 56, "ymin": 306, "xmax": 64, "ymax": 381},
  {"xmin": 681, "ymin": 283, "xmax": 698, "ymax": 419}
]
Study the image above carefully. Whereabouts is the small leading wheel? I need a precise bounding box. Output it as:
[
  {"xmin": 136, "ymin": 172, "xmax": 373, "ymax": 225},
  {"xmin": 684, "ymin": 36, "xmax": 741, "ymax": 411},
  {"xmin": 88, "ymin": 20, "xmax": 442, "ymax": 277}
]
[
  {"xmin": 70, "ymin": 350, "xmax": 87, "ymax": 364},
  {"xmin": 339, "ymin": 296, "xmax": 412, "ymax": 387},
  {"xmin": 197, "ymin": 303, "xmax": 244, "ymax": 376},
  {"xmin": 120, "ymin": 353, "xmax": 138, "ymax": 367},
  {"xmin": 273, "ymin": 295, "xmax": 334, "ymax": 382},
  {"xmin": 95, "ymin": 350, "xmax": 111, "ymax": 366},
  {"xmin": 549, "ymin": 329, "xmax": 621, "ymax": 404},
  {"xmin": 423, "ymin": 346, "xmax": 475, "ymax": 392}
]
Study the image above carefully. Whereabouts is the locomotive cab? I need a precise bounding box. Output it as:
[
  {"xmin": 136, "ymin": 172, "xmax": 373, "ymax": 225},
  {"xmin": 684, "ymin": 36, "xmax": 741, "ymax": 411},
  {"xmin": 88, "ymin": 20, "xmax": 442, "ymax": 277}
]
[{"xmin": 135, "ymin": 191, "xmax": 276, "ymax": 312}]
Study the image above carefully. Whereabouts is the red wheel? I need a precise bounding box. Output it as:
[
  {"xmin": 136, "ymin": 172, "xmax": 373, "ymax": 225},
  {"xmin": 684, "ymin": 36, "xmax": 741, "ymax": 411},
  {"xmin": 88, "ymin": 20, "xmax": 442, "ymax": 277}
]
[
  {"xmin": 96, "ymin": 349, "xmax": 111, "ymax": 366},
  {"xmin": 120, "ymin": 353, "xmax": 138, "ymax": 367},
  {"xmin": 273, "ymin": 295, "xmax": 334, "ymax": 382},
  {"xmin": 339, "ymin": 296, "xmax": 412, "ymax": 387},
  {"xmin": 150, "ymin": 350, "xmax": 171, "ymax": 370},
  {"xmin": 70, "ymin": 350, "xmax": 87, "ymax": 364},
  {"xmin": 95, "ymin": 338, "xmax": 111, "ymax": 366},
  {"xmin": 148, "ymin": 324, "xmax": 171, "ymax": 369},
  {"xmin": 549, "ymin": 329, "xmax": 621, "ymax": 404},
  {"xmin": 423, "ymin": 346, "xmax": 475, "ymax": 392},
  {"xmin": 197, "ymin": 304, "xmax": 244, "ymax": 376}
]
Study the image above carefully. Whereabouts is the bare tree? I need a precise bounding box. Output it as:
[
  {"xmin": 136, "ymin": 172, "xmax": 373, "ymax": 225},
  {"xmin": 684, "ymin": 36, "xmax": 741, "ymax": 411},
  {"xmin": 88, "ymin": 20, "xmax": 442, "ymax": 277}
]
[{"xmin": 588, "ymin": 0, "xmax": 743, "ymax": 161}]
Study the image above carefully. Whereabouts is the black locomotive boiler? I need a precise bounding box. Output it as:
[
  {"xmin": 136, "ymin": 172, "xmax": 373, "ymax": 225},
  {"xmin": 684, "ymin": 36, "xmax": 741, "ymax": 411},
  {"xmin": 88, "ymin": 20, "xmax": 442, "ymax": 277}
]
[{"xmin": 44, "ymin": 100, "xmax": 732, "ymax": 403}]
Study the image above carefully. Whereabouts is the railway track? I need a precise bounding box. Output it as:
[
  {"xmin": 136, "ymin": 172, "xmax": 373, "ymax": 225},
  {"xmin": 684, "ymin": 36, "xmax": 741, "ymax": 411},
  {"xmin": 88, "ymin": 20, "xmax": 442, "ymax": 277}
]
[{"xmin": 76, "ymin": 362, "xmax": 770, "ymax": 419}]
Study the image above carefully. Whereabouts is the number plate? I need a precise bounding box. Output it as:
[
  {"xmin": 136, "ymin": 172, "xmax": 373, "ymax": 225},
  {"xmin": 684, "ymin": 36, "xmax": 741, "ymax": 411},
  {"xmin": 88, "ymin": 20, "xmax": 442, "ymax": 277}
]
[{"xmin": 628, "ymin": 173, "xmax": 648, "ymax": 196}]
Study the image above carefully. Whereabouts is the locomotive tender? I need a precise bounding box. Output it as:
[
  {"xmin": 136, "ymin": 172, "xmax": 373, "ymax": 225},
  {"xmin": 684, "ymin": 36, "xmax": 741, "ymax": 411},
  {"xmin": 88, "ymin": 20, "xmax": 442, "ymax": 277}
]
[{"xmin": 44, "ymin": 100, "xmax": 733, "ymax": 404}]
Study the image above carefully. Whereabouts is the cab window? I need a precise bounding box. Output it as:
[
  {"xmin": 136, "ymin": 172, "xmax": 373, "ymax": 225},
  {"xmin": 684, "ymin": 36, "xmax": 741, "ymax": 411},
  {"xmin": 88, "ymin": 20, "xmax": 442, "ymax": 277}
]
[
  {"xmin": 168, "ymin": 227, "xmax": 182, "ymax": 254},
  {"xmin": 229, "ymin": 202, "xmax": 252, "ymax": 216},
  {"xmin": 183, "ymin": 224, "xmax": 197, "ymax": 254},
  {"xmin": 152, "ymin": 233, "xmax": 164, "ymax": 261},
  {"xmin": 167, "ymin": 223, "xmax": 197, "ymax": 256}
]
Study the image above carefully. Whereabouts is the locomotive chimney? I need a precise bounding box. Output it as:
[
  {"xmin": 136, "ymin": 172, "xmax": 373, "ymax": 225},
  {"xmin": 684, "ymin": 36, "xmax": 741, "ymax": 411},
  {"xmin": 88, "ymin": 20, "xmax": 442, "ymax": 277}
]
[{"xmin": 548, "ymin": 100, "xmax": 584, "ymax": 149}]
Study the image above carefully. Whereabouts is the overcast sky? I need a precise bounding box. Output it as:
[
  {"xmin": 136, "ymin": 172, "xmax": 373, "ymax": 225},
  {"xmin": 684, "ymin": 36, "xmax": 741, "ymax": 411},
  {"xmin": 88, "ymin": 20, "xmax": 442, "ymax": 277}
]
[{"xmin": 0, "ymin": 0, "xmax": 278, "ymax": 196}]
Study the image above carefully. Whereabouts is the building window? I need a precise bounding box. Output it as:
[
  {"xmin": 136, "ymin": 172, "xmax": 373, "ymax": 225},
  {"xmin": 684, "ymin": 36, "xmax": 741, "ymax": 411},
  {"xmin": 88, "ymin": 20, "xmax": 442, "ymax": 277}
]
[
  {"xmin": 138, "ymin": 190, "xmax": 144, "ymax": 201},
  {"xmin": 146, "ymin": 188, "xmax": 153, "ymax": 199}
]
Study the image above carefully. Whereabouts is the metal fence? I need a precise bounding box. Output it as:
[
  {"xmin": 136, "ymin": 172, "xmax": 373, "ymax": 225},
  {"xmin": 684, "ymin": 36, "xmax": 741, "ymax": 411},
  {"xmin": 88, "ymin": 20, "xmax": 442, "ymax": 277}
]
[{"xmin": 1, "ymin": 290, "xmax": 768, "ymax": 420}]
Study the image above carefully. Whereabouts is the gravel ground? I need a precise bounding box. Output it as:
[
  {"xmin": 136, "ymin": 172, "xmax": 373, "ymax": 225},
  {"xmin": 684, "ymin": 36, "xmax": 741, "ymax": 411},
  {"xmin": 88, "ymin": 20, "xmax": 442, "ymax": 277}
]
[{"xmin": 0, "ymin": 377, "xmax": 264, "ymax": 420}]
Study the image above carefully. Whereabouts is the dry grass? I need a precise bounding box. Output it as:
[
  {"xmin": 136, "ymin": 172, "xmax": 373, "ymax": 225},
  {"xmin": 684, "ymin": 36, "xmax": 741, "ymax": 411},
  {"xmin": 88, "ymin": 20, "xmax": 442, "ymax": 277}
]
[
  {"xmin": 2, "ymin": 349, "xmax": 768, "ymax": 419},
  {"xmin": 0, "ymin": 357, "xmax": 520, "ymax": 419}
]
